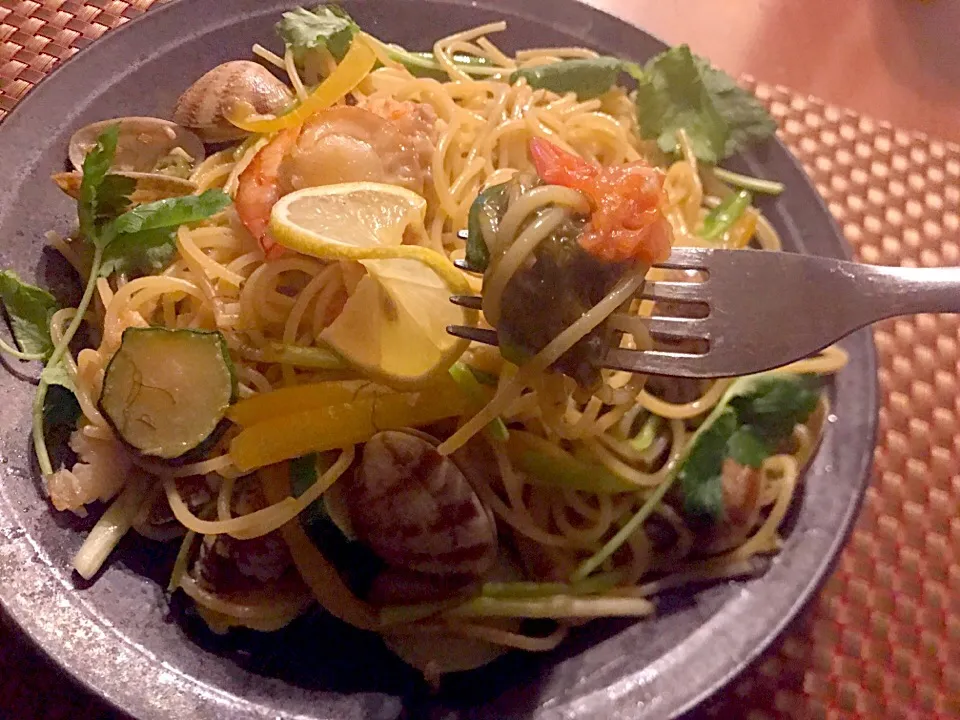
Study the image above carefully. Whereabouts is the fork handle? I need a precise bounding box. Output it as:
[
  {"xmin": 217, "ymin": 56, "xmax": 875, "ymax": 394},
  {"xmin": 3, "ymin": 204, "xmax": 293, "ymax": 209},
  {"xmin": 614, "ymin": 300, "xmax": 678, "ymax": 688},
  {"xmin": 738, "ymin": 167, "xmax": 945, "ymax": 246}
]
[{"xmin": 856, "ymin": 264, "xmax": 960, "ymax": 320}]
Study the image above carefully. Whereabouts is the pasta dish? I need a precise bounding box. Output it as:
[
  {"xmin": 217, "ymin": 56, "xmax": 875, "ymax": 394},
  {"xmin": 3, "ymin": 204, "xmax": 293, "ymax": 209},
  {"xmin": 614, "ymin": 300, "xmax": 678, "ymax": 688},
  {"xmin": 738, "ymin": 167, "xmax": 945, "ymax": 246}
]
[{"xmin": 0, "ymin": 5, "xmax": 848, "ymax": 684}]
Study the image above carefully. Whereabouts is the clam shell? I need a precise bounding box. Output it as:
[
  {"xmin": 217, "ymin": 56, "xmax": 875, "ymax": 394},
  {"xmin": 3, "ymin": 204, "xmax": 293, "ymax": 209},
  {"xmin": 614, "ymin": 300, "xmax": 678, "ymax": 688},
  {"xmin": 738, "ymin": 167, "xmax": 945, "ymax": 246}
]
[
  {"xmin": 69, "ymin": 117, "xmax": 205, "ymax": 173},
  {"xmin": 348, "ymin": 431, "xmax": 497, "ymax": 576},
  {"xmin": 52, "ymin": 171, "xmax": 197, "ymax": 205},
  {"xmin": 173, "ymin": 61, "xmax": 294, "ymax": 143}
]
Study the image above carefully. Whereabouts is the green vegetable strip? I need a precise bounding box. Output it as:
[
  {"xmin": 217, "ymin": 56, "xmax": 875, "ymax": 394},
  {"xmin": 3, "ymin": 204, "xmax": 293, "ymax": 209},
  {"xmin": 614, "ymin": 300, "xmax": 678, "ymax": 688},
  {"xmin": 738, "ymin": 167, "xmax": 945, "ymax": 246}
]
[
  {"xmin": 710, "ymin": 167, "xmax": 785, "ymax": 195},
  {"xmin": 446, "ymin": 594, "xmax": 655, "ymax": 619},
  {"xmin": 481, "ymin": 572, "xmax": 622, "ymax": 598},
  {"xmin": 510, "ymin": 57, "xmax": 624, "ymax": 100},
  {"xmin": 448, "ymin": 362, "xmax": 509, "ymax": 441},
  {"xmin": 32, "ymin": 243, "xmax": 103, "ymax": 476},
  {"xmin": 629, "ymin": 415, "xmax": 660, "ymax": 452},
  {"xmin": 389, "ymin": 48, "xmax": 496, "ymax": 79},
  {"xmin": 72, "ymin": 472, "xmax": 151, "ymax": 580},
  {"xmin": 512, "ymin": 447, "xmax": 637, "ymax": 494},
  {"xmin": 701, "ymin": 190, "xmax": 752, "ymax": 240},
  {"xmin": 569, "ymin": 468, "xmax": 678, "ymax": 582},
  {"xmin": 378, "ymin": 599, "xmax": 462, "ymax": 627}
]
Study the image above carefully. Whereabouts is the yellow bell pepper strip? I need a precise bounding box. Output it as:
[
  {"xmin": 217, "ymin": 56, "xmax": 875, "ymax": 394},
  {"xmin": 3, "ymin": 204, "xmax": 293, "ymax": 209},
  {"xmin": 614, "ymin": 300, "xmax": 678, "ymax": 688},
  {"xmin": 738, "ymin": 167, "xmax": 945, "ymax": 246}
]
[
  {"xmin": 506, "ymin": 431, "xmax": 638, "ymax": 494},
  {"xmin": 259, "ymin": 463, "xmax": 380, "ymax": 630},
  {"xmin": 227, "ymin": 379, "xmax": 393, "ymax": 428},
  {"xmin": 227, "ymin": 37, "xmax": 376, "ymax": 133},
  {"xmin": 230, "ymin": 383, "xmax": 467, "ymax": 471}
]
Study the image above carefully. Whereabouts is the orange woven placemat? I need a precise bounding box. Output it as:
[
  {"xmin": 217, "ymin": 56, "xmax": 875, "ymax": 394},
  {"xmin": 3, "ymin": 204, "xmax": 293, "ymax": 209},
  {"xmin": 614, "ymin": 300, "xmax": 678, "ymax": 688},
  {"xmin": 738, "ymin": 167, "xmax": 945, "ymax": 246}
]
[{"xmin": 0, "ymin": 2, "xmax": 957, "ymax": 719}]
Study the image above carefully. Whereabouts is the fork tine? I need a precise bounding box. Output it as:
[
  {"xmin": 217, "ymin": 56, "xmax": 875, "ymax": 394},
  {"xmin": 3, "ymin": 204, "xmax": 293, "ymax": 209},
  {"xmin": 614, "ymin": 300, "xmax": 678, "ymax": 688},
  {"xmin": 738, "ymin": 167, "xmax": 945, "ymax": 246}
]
[
  {"xmin": 640, "ymin": 281, "xmax": 707, "ymax": 304},
  {"xmin": 450, "ymin": 294, "xmax": 483, "ymax": 310},
  {"xmin": 643, "ymin": 316, "xmax": 710, "ymax": 340},
  {"xmin": 603, "ymin": 348, "xmax": 710, "ymax": 378},
  {"xmin": 653, "ymin": 247, "xmax": 710, "ymax": 271},
  {"xmin": 447, "ymin": 325, "xmax": 499, "ymax": 346}
]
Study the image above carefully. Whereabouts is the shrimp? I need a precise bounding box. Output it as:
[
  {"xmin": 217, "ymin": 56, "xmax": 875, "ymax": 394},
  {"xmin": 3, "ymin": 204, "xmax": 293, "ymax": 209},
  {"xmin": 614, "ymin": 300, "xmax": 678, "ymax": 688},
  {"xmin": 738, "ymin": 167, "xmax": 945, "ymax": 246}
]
[
  {"xmin": 234, "ymin": 103, "xmax": 438, "ymax": 258},
  {"xmin": 235, "ymin": 125, "xmax": 301, "ymax": 259},
  {"xmin": 529, "ymin": 137, "xmax": 673, "ymax": 265}
]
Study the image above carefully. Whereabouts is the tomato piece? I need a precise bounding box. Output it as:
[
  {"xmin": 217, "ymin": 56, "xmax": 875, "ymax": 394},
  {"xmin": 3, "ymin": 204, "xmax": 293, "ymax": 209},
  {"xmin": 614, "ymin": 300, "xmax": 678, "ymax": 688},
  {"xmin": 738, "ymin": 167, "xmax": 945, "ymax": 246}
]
[{"xmin": 528, "ymin": 137, "xmax": 673, "ymax": 265}]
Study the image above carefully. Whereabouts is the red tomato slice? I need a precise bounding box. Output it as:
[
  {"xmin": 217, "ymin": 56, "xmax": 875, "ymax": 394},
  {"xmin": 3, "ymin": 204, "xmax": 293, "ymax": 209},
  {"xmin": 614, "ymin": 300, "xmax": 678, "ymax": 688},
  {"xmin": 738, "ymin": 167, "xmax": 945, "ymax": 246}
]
[{"xmin": 529, "ymin": 137, "xmax": 673, "ymax": 265}]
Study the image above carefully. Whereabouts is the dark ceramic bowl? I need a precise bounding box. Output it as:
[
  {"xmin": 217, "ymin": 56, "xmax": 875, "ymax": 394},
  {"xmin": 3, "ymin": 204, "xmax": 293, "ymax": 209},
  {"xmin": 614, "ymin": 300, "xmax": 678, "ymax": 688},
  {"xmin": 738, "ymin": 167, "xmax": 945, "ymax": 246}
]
[{"xmin": 0, "ymin": 1, "xmax": 877, "ymax": 718}]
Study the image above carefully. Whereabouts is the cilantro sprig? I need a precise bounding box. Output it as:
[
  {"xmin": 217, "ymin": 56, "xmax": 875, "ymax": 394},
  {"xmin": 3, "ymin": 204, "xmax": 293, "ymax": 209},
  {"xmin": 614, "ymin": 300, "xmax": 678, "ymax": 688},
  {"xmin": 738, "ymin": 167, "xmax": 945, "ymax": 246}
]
[
  {"xmin": 633, "ymin": 45, "xmax": 777, "ymax": 163},
  {"xmin": 678, "ymin": 374, "xmax": 821, "ymax": 522},
  {"xmin": 0, "ymin": 125, "xmax": 232, "ymax": 476}
]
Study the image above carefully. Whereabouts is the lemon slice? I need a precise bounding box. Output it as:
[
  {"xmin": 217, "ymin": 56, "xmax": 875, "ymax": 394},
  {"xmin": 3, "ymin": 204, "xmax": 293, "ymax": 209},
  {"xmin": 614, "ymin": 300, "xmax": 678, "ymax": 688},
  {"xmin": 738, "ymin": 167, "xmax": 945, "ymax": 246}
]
[{"xmin": 269, "ymin": 183, "xmax": 477, "ymax": 388}]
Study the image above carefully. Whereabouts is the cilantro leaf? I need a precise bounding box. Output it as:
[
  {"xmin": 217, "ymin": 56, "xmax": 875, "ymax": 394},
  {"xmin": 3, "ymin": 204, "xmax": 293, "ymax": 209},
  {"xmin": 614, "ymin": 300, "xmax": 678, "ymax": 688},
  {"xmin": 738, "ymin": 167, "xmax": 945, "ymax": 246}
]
[
  {"xmin": 695, "ymin": 56, "xmax": 778, "ymax": 157},
  {"xmin": 634, "ymin": 46, "xmax": 729, "ymax": 162},
  {"xmin": 511, "ymin": 57, "xmax": 625, "ymax": 100},
  {"xmin": 677, "ymin": 374, "xmax": 821, "ymax": 523},
  {"xmin": 99, "ymin": 228, "xmax": 178, "ymax": 278},
  {"xmin": 276, "ymin": 5, "xmax": 358, "ymax": 63},
  {"xmin": 679, "ymin": 408, "xmax": 736, "ymax": 521},
  {"xmin": 633, "ymin": 45, "xmax": 775, "ymax": 162},
  {"xmin": 78, "ymin": 124, "xmax": 121, "ymax": 243},
  {"xmin": 108, "ymin": 189, "xmax": 232, "ymax": 236},
  {"xmin": 0, "ymin": 271, "xmax": 59, "ymax": 359},
  {"xmin": 725, "ymin": 426, "xmax": 770, "ymax": 468},
  {"xmin": 729, "ymin": 374, "xmax": 820, "ymax": 441},
  {"xmin": 99, "ymin": 190, "xmax": 231, "ymax": 277},
  {"xmin": 95, "ymin": 174, "xmax": 137, "ymax": 221},
  {"xmin": 40, "ymin": 361, "xmax": 76, "ymax": 394}
]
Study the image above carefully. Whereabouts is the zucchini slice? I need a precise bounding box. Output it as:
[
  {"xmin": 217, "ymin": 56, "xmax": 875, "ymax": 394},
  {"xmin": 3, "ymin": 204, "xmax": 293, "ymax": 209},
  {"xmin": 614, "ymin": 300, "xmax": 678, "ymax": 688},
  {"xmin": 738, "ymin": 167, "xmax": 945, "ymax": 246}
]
[{"xmin": 100, "ymin": 328, "xmax": 236, "ymax": 459}]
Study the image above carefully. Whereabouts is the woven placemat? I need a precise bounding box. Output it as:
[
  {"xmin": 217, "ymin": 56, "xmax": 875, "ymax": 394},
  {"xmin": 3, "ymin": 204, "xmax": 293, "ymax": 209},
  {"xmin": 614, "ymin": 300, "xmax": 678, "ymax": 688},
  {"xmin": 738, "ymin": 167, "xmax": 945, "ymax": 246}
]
[{"xmin": 0, "ymin": 2, "xmax": 958, "ymax": 719}]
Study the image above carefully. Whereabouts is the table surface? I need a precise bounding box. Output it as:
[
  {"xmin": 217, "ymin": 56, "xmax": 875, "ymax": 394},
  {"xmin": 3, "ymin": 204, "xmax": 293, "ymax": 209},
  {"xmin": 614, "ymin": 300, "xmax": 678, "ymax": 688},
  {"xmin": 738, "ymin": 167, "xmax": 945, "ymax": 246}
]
[{"xmin": 586, "ymin": 0, "xmax": 960, "ymax": 144}]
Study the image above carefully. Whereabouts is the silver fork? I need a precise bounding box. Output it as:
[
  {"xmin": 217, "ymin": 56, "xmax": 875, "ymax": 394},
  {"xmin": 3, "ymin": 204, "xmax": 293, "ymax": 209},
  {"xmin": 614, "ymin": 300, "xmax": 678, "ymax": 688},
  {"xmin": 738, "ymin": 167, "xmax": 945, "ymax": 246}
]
[{"xmin": 448, "ymin": 247, "xmax": 960, "ymax": 378}]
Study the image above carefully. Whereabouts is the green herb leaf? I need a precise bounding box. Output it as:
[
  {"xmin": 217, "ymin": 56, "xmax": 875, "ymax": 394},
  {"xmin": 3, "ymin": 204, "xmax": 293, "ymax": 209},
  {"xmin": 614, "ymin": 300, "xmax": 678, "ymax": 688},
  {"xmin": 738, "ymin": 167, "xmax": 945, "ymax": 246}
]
[
  {"xmin": 99, "ymin": 190, "xmax": 231, "ymax": 277},
  {"xmin": 99, "ymin": 228, "xmax": 178, "ymax": 277},
  {"xmin": 634, "ymin": 45, "xmax": 775, "ymax": 162},
  {"xmin": 95, "ymin": 174, "xmax": 137, "ymax": 222},
  {"xmin": 725, "ymin": 426, "xmax": 770, "ymax": 468},
  {"xmin": 695, "ymin": 55, "xmax": 778, "ymax": 158},
  {"xmin": 510, "ymin": 57, "xmax": 624, "ymax": 100},
  {"xmin": 78, "ymin": 124, "xmax": 120, "ymax": 243},
  {"xmin": 729, "ymin": 374, "xmax": 820, "ymax": 441},
  {"xmin": 677, "ymin": 373, "xmax": 821, "ymax": 523},
  {"xmin": 634, "ymin": 46, "xmax": 729, "ymax": 163},
  {"xmin": 108, "ymin": 190, "xmax": 231, "ymax": 236},
  {"xmin": 276, "ymin": 5, "xmax": 359, "ymax": 63},
  {"xmin": 40, "ymin": 361, "xmax": 76, "ymax": 394},
  {"xmin": 0, "ymin": 270, "xmax": 59, "ymax": 359},
  {"xmin": 678, "ymin": 408, "xmax": 736, "ymax": 520}
]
